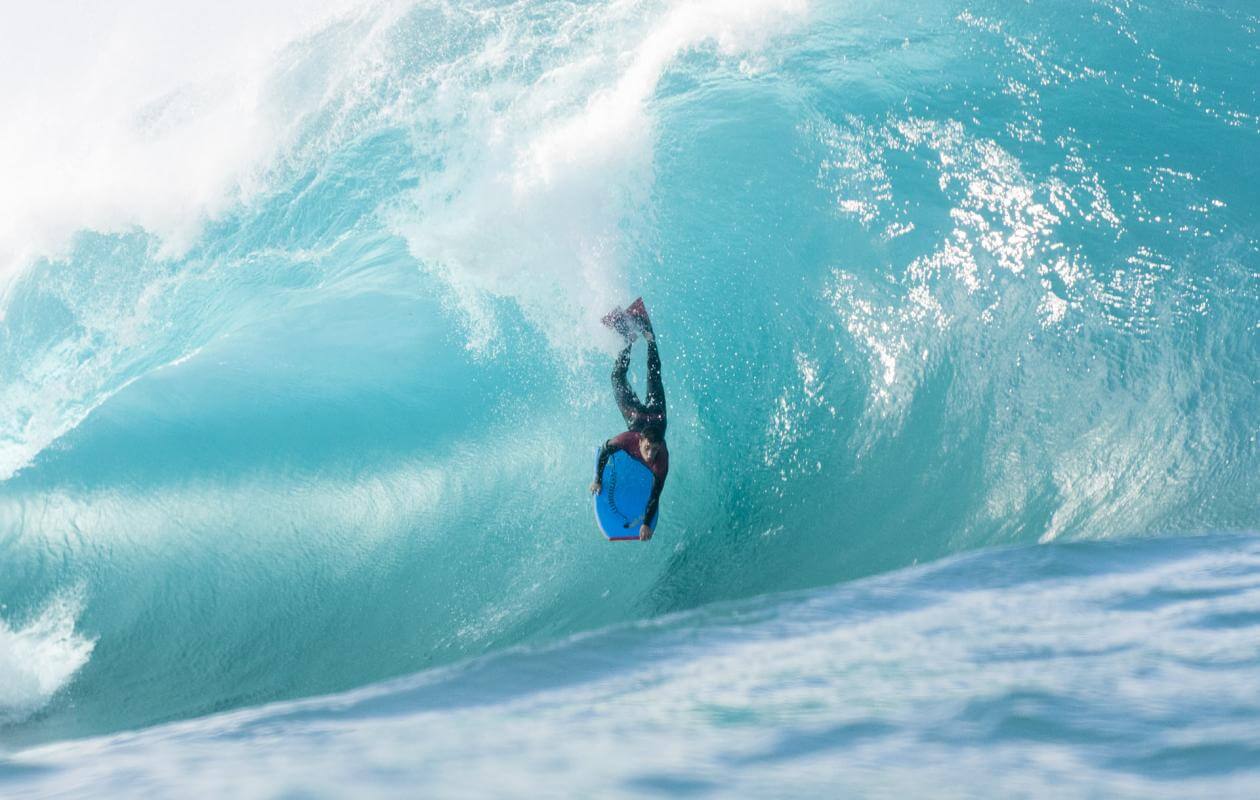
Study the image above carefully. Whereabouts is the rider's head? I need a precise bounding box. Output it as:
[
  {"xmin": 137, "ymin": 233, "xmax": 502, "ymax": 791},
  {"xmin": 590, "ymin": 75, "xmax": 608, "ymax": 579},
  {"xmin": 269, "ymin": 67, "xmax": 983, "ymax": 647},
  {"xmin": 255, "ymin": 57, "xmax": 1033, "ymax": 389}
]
[{"xmin": 639, "ymin": 425, "xmax": 664, "ymax": 462}]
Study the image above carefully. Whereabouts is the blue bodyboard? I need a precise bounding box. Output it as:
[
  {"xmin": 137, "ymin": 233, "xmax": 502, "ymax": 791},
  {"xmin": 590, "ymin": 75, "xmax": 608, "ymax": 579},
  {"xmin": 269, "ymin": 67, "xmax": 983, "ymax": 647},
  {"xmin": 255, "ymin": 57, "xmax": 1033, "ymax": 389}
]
[{"xmin": 593, "ymin": 447, "xmax": 659, "ymax": 541}]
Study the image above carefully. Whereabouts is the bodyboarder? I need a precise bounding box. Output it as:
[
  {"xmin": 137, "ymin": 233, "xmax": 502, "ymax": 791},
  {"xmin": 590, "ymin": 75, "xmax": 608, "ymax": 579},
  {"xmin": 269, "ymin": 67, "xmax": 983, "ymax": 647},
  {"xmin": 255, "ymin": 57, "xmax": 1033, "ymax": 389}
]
[{"xmin": 590, "ymin": 298, "xmax": 669, "ymax": 541}]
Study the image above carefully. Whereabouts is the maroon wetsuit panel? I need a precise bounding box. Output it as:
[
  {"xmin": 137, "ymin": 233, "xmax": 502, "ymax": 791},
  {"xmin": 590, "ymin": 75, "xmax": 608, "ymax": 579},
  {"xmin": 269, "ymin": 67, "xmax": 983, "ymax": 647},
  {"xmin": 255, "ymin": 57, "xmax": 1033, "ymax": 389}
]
[{"xmin": 608, "ymin": 431, "xmax": 669, "ymax": 484}]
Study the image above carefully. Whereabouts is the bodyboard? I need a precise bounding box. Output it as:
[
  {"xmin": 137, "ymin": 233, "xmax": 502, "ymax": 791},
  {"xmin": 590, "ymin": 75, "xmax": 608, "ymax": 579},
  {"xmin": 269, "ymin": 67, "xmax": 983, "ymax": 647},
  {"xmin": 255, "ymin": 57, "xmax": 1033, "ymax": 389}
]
[{"xmin": 593, "ymin": 447, "xmax": 660, "ymax": 541}]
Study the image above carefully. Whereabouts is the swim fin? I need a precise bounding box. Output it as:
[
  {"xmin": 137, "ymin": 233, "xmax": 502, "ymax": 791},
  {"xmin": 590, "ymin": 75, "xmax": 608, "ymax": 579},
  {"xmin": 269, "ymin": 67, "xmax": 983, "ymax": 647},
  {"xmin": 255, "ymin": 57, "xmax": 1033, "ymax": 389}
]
[
  {"xmin": 601, "ymin": 305, "xmax": 637, "ymax": 342},
  {"xmin": 624, "ymin": 297, "xmax": 653, "ymax": 335}
]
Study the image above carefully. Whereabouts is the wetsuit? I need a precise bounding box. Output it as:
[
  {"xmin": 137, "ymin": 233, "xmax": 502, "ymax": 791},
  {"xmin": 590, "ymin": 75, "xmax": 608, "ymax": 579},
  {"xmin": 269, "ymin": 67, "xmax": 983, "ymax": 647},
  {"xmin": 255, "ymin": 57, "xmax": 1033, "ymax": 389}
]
[
  {"xmin": 612, "ymin": 336, "xmax": 666, "ymax": 434},
  {"xmin": 595, "ymin": 336, "xmax": 669, "ymax": 524}
]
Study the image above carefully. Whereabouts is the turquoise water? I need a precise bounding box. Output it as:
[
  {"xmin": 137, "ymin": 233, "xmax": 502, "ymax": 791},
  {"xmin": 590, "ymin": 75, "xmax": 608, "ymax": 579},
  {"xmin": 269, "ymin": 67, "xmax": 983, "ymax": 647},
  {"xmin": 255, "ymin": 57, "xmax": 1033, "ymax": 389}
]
[
  {"xmin": 1, "ymin": 0, "xmax": 1257, "ymax": 795},
  {"xmin": 9, "ymin": 535, "xmax": 1260, "ymax": 798}
]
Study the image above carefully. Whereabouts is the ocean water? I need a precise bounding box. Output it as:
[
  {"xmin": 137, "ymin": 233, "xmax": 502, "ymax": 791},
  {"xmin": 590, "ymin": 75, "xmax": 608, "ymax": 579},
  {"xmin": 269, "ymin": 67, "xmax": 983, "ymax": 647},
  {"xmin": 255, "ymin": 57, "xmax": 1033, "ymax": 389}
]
[{"xmin": 0, "ymin": 0, "xmax": 1257, "ymax": 796}]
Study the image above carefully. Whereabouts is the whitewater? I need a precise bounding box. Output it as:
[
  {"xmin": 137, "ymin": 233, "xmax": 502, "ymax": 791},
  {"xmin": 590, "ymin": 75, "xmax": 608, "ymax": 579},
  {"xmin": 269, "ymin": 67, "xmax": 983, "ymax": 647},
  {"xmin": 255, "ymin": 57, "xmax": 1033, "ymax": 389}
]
[{"xmin": 1, "ymin": 0, "xmax": 1257, "ymax": 796}]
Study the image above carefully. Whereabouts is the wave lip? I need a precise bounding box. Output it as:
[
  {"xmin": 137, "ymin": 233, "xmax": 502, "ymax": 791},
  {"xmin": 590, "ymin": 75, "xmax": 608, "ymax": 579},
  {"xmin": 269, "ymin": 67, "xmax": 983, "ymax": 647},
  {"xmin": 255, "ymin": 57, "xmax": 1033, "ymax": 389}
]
[{"xmin": 0, "ymin": 590, "xmax": 95, "ymax": 726}]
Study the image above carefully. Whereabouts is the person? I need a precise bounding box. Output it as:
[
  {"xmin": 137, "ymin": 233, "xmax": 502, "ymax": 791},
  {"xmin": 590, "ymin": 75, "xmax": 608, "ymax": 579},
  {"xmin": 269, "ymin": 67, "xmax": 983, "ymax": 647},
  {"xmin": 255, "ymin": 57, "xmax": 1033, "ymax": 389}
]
[{"xmin": 590, "ymin": 298, "xmax": 669, "ymax": 541}]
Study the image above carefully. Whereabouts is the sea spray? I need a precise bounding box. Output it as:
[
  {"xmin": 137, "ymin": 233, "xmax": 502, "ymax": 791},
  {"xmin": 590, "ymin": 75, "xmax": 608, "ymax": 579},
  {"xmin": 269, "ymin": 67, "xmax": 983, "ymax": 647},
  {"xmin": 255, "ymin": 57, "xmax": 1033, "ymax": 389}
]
[{"xmin": 0, "ymin": 589, "xmax": 95, "ymax": 725}]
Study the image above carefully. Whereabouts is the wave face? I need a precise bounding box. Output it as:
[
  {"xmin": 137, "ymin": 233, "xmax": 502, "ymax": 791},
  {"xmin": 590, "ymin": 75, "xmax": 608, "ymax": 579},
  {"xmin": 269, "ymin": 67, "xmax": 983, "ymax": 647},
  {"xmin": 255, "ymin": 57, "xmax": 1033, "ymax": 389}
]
[
  {"xmin": 0, "ymin": 0, "xmax": 1257, "ymax": 755},
  {"xmin": 7, "ymin": 535, "xmax": 1260, "ymax": 798}
]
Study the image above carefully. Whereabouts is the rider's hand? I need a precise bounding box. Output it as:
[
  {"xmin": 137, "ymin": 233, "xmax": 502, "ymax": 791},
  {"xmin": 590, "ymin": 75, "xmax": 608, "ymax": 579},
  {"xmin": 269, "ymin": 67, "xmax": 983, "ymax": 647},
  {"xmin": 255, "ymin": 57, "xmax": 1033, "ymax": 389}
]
[
  {"xmin": 639, "ymin": 524, "xmax": 653, "ymax": 541},
  {"xmin": 589, "ymin": 481, "xmax": 602, "ymax": 495}
]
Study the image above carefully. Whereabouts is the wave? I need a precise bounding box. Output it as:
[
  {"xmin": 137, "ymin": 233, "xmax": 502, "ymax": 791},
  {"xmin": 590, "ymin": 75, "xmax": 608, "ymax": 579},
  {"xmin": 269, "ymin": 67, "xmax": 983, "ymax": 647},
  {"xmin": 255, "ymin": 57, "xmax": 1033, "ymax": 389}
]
[{"xmin": 1, "ymin": 0, "xmax": 1257, "ymax": 744}]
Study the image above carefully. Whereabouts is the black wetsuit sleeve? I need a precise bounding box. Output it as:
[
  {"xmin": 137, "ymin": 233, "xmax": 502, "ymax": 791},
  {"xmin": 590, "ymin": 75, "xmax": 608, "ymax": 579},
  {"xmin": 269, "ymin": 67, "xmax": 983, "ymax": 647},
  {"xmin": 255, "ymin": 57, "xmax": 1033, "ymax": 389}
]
[
  {"xmin": 595, "ymin": 439, "xmax": 618, "ymax": 483},
  {"xmin": 644, "ymin": 474, "xmax": 665, "ymax": 525}
]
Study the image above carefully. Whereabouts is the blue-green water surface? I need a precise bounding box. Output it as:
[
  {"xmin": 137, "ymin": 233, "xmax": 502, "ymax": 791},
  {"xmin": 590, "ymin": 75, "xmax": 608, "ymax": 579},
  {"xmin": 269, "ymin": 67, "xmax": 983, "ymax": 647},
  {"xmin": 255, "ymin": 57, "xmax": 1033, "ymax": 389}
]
[{"xmin": 1, "ymin": 0, "xmax": 1257, "ymax": 795}]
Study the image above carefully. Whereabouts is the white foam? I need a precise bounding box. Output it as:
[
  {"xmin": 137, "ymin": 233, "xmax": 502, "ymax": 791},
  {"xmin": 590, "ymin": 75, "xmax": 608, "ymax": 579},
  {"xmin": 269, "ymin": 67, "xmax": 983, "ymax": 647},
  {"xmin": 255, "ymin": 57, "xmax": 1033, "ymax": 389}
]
[
  {"xmin": 396, "ymin": 0, "xmax": 809, "ymax": 357},
  {"xmin": 0, "ymin": 0, "xmax": 367, "ymax": 300},
  {"xmin": 0, "ymin": 0, "xmax": 384, "ymax": 481},
  {"xmin": 0, "ymin": 589, "xmax": 96, "ymax": 725}
]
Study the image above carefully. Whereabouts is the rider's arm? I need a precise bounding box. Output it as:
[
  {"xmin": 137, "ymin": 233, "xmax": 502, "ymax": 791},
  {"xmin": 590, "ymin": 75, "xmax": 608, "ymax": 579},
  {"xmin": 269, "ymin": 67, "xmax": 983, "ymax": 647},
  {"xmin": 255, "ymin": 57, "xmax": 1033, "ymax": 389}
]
[
  {"xmin": 595, "ymin": 439, "xmax": 619, "ymax": 483},
  {"xmin": 644, "ymin": 471, "xmax": 666, "ymax": 524}
]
